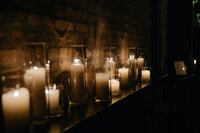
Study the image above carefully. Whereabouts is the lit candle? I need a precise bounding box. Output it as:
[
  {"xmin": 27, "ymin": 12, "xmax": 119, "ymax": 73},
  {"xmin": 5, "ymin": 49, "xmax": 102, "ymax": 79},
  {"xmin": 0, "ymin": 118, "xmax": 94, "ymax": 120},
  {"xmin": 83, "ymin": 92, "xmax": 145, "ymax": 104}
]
[
  {"xmin": 95, "ymin": 73, "xmax": 109, "ymax": 99},
  {"xmin": 45, "ymin": 84, "xmax": 59, "ymax": 114},
  {"xmin": 23, "ymin": 66, "xmax": 46, "ymax": 119},
  {"xmin": 137, "ymin": 57, "xmax": 144, "ymax": 68},
  {"xmin": 111, "ymin": 79, "xmax": 120, "ymax": 96},
  {"xmin": 141, "ymin": 70, "xmax": 151, "ymax": 81},
  {"xmin": 118, "ymin": 67, "xmax": 129, "ymax": 88},
  {"xmin": 2, "ymin": 88, "xmax": 30, "ymax": 132},
  {"xmin": 194, "ymin": 59, "xmax": 197, "ymax": 73},
  {"xmin": 70, "ymin": 59, "xmax": 86, "ymax": 103},
  {"xmin": 104, "ymin": 58, "xmax": 116, "ymax": 75}
]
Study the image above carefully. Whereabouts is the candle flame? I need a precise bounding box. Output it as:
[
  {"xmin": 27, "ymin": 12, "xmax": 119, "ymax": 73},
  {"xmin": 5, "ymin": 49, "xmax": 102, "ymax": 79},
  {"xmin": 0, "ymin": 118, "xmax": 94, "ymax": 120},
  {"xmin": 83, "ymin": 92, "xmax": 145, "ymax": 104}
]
[
  {"xmin": 107, "ymin": 57, "xmax": 113, "ymax": 61},
  {"xmin": 74, "ymin": 58, "xmax": 80, "ymax": 63},
  {"xmin": 194, "ymin": 59, "xmax": 197, "ymax": 65},
  {"xmin": 14, "ymin": 91, "xmax": 19, "ymax": 97},
  {"xmin": 182, "ymin": 67, "xmax": 185, "ymax": 71},
  {"xmin": 53, "ymin": 84, "xmax": 56, "ymax": 90},
  {"xmin": 45, "ymin": 89, "xmax": 49, "ymax": 94},
  {"xmin": 129, "ymin": 55, "xmax": 134, "ymax": 58},
  {"xmin": 33, "ymin": 66, "xmax": 38, "ymax": 70}
]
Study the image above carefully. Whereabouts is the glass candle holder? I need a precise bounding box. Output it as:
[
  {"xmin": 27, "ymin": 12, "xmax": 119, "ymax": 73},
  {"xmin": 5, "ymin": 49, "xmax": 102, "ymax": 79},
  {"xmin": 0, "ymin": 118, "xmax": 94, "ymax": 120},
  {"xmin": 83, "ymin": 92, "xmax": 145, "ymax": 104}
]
[
  {"xmin": 127, "ymin": 47, "xmax": 138, "ymax": 82},
  {"xmin": 45, "ymin": 83, "xmax": 64, "ymax": 118},
  {"xmin": 137, "ymin": 48, "xmax": 145, "ymax": 81},
  {"xmin": 118, "ymin": 61, "xmax": 130, "ymax": 90},
  {"xmin": 103, "ymin": 47, "xmax": 117, "ymax": 76},
  {"xmin": 110, "ymin": 74, "xmax": 121, "ymax": 97},
  {"xmin": 1, "ymin": 70, "xmax": 31, "ymax": 133},
  {"xmin": 94, "ymin": 66, "xmax": 111, "ymax": 103},
  {"xmin": 141, "ymin": 67, "xmax": 151, "ymax": 83},
  {"xmin": 23, "ymin": 42, "xmax": 48, "ymax": 123},
  {"xmin": 68, "ymin": 45, "xmax": 87, "ymax": 105}
]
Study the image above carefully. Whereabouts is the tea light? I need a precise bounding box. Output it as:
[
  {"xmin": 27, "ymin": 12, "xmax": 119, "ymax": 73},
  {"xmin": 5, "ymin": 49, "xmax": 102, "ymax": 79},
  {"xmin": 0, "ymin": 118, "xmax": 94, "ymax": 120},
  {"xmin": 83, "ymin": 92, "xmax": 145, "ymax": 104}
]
[
  {"xmin": 45, "ymin": 84, "xmax": 59, "ymax": 114},
  {"xmin": 111, "ymin": 79, "xmax": 120, "ymax": 95},
  {"xmin": 118, "ymin": 67, "xmax": 129, "ymax": 87},
  {"xmin": 141, "ymin": 69, "xmax": 151, "ymax": 81},
  {"xmin": 104, "ymin": 58, "xmax": 116, "ymax": 75},
  {"xmin": 2, "ymin": 88, "xmax": 30, "ymax": 132},
  {"xmin": 23, "ymin": 66, "xmax": 46, "ymax": 119},
  {"xmin": 95, "ymin": 73, "xmax": 109, "ymax": 99},
  {"xmin": 70, "ymin": 59, "xmax": 85, "ymax": 102}
]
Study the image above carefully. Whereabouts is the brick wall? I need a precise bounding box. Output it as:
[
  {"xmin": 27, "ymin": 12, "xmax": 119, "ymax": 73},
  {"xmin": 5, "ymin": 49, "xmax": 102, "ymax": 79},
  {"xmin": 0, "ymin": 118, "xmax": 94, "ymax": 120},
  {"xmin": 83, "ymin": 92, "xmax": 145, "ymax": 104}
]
[{"xmin": 0, "ymin": 0, "xmax": 152, "ymax": 78}]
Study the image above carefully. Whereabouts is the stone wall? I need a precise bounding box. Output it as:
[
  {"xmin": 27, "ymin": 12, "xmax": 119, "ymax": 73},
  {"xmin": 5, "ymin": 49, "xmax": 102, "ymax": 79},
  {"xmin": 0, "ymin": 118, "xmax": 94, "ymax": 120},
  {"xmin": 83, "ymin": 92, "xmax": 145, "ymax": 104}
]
[{"xmin": 0, "ymin": 0, "xmax": 152, "ymax": 79}]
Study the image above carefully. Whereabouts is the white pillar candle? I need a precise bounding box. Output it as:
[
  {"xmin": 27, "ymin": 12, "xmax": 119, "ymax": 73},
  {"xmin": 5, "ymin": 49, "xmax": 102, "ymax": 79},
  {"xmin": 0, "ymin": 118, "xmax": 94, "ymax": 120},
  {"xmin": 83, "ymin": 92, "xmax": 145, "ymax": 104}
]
[
  {"xmin": 141, "ymin": 70, "xmax": 151, "ymax": 81},
  {"xmin": 118, "ymin": 67, "xmax": 129, "ymax": 87},
  {"xmin": 45, "ymin": 86, "xmax": 59, "ymax": 114},
  {"xmin": 104, "ymin": 60, "xmax": 116, "ymax": 75},
  {"xmin": 2, "ymin": 88, "xmax": 30, "ymax": 132},
  {"xmin": 70, "ymin": 59, "xmax": 85, "ymax": 103},
  {"xmin": 23, "ymin": 67, "xmax": 46, "ymax": 119},
  {"xmin": 95, "ymin": 73, "xmax": 109, "ymax": 99},
  {"xmin": 137, "ymin": 57, "xmax": 144, "ymax": 68},
  {"xmin": 111, "ymin": 79, "xmax": 120, "ymax": 95}
]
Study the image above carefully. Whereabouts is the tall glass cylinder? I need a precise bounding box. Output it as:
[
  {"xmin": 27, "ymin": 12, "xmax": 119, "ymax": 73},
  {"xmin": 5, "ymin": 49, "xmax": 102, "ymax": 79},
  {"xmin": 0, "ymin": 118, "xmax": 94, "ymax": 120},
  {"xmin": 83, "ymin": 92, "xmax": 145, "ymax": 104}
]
[
  {"xmin": 103, "ymin": 47, "xmax": 117, "ymax": 76},
  {"xmin": 23, "ymin": 42, "xmax": 48, "ymax": 122},
  {"xmin": 68, "ymin": 45, "xmax": 87, "ymax": 105},
  {"xmin": 127, "ymin": 47, "xmax": 138, "ymax": 83},
  {"xmin": 137, "ymin": 48, "xmax": 145, "ymax": 81},
  {"xmin": 1, "ymin": 70, "xmax": 31, "ymax": 133}
]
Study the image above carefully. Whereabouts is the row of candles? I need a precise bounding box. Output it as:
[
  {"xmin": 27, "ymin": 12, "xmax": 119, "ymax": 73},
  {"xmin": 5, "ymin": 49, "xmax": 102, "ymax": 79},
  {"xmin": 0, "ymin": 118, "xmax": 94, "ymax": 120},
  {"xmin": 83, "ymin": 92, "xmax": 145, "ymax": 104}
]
[{"xmin": 0, "ymin": 43, "xmax": 151, "ymax": 133}]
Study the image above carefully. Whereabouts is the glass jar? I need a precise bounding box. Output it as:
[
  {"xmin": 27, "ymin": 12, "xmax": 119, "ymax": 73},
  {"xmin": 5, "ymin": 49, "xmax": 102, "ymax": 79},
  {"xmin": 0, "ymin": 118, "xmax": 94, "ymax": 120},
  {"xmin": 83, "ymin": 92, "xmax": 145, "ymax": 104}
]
[
  {"xmin": 110, "ymin": 74, "xmax": 121, "ymax": 97},
  {"xmin": 23, "ymin": 42, "xmax": 48, "ymax": 122},
  {"xmin": 127, "ymin": 47, "xmax": 138, "ymax": 83},
  {"xmin": 94, "ymin": 66, "xmax": 111, "ymax": 103},
  {"xmin": 117, "ymin": 61, "xmax": 130, "ymax": 90},
  {"xmin": 67, "ymin": 45, "xmax": 87, "ymax": 105},
  {"xmin": 103, "ymin": 47, "xmax": 117, "ymax": 76},
  {"xmin": 137, "ymin": 48, "xmax": 145, "ymax": 81},
  {"xmin": 45, "ymin": 83, "xmax": 64, "ymax": 118}
]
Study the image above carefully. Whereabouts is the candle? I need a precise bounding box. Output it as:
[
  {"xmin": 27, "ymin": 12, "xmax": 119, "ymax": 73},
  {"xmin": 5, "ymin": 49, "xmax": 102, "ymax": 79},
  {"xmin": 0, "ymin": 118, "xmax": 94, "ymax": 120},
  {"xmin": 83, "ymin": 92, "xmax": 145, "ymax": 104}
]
[
  {"xmin": 45, "ymin": 85, "xmax": 60, "ymax": 114},
  {"xmin": 23, "ymin": 66, "xmax": 46, "ymax": 119},
  {"xmin": 104, "ymin": 58, "xmax": 116, "ymax": 75},
  {"xmin": 141, "ymin": 70, "xmax": 151, "ymax": 81},
  {"xmin": 95, "ymin": 73, "xmax": 109, "ymax": 99},
  {"xmin": 111, "ymin": 79, "xmax": 120, "ymax": 96},
  {"xmin": 2, "ymin": 88, "xmax": 30, "ymax": 132},
  {"xmin": 137, "ymin": 57, "xmax": 144, "ymax": 68},
  {"xmin": 70, "ymin": 59, "xmax": 86, "ymax": 103},
  {"xmin": 118, "ymin": 67, "xmax": 129, "ymax": 88}
]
